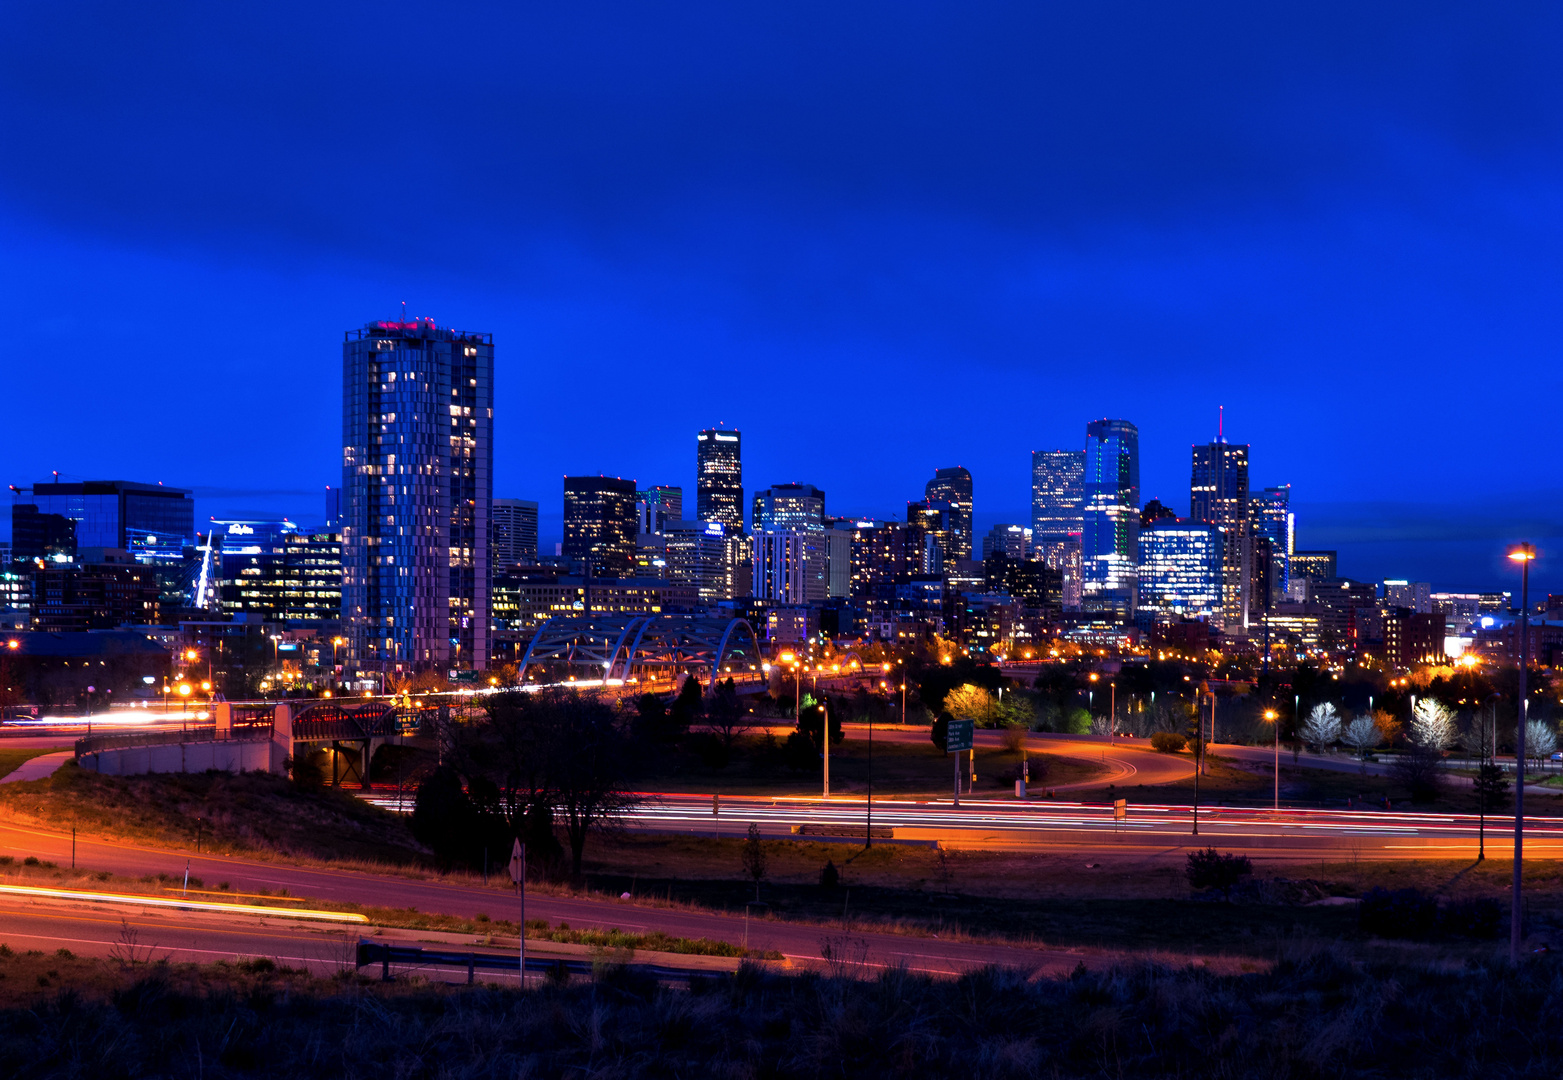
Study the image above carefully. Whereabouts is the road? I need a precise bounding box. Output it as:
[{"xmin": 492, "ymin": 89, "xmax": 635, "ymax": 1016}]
[{"xmin": 0, "ymin": 820, "xmax": 1115, "ymax": 978}]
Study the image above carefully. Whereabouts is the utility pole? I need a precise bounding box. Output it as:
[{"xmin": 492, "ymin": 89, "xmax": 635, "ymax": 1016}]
[{"xmin": 1510, "ymin": 543, "xmax": 1536, "ymax": 964}]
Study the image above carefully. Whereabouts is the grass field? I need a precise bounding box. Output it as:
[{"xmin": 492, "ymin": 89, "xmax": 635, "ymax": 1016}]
[
  {"xmin": 0, "ymin": 761, "xmax": 427, "ymax": 864},
  {"xmin": 0, "ymin": 746, "xmax": 67, "ymax": 782}
]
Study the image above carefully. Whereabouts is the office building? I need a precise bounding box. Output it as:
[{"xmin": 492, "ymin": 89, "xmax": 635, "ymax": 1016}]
[
  {"xmin": 752, "ymin": 484, "xmax": 826, "ymax": 532},
  {"xmin": 905, "ymin": 500, "xmax": 954, "ymax": 573},
  {"xmin": 1432, "ymin": 593, "xmax": 1483, "ymax": 635},
  {"xmin": 751, "ymin": 530, "xmax": 837, "ymax": 605},
  {"xmin": 1383, "ymin": 580, "xmax": 1432, "ymax": 614},
  {"xmin": 562, "ymin": 476, "xmax": 638, "ymax": 577},
  {"xmin": 1140, "ymin": 499, "xmax": 1178, "ymax": 528},
  {"xmin": 1250, "ymin": 484, "xmax": 1293, "ymax": 605},
  {"xmin": 1081, "ymin": 419, "xmax": 1140, "ymax": 616},
  {"xmin": 1137, "ymin": 519, "xmax": 1224, "ymax": 620},
  {"xmin": 662, "ymin": 519, "xmax": 730, "ymax": 604},
  {"xmin": 1290, "ymin": 550, "xmax": 1337, "ymax": 583},
  {"xmin": 490, "ymin": 567, "xmax": 699, "ymax": 646},
  {"xmin": 981, "ymin": 524, "xmax": 1031, "ymax": 562},
  {"xmin": 491, "ymin": 499, "xmax": 539, "ymax": 567},
  {"xmin": 1384, "ymin": 609, "xmax": 1446, "ymax": 669},
  {"xmin": 635, "ymin": 486, "xmax": 683, "ymax": 534},
  {"xmin": 1032, "ymin": 450, "xmax": 1085, "ymax": 541},
  {"xmin": 215, "ymin": 520, "xmax": 342, "ymax": 625},
  {"xmin": 9, "ymin": 503, "xmax": 77, "ymax": 561},
  {"xmin": 28, "ymin": 548, "xmax": 161, "ymax": 632},
  {"xmin": 325, "ymin": 486, "xmax": 343, "ymax": 529},
  {"xmin": 1190, "ymin": 436, "xmax": 1250, "ymax": 632},
  {"xmin": 15, "ymin": 480, "xmax": 194, "ymax": 563},
  {"xmin": 847, "ymin": 519, "xmax": 927, "ymax": 608},
  {"xmin": 925, "ymin": 467, "xmax": 973, "ymax": 562},
  {"xmin": 696, "ymin": 429, "xmax": 743, "ymax": 529},
  {"xmin": 341, "ymin": 317, "xmax": 493, "ymax": 673},
  {"xmin": 982, "ymin": 552, "xmax": 1061, "ymax": 609}
]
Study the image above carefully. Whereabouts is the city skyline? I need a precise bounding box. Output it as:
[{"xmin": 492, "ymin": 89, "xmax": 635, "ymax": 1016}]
[{"xmin": 3, "ymin": 5, "xmax": 1562, "ymax": 595}]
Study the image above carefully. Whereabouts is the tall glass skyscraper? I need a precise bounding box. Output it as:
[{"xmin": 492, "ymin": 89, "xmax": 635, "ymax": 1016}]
[
  {"xmin": 1137, "ymin": 518, "xmax": 1223, "ymax": 619},
  {"xmin": 1081, "ymin": 420, "xmax": 1140, "ymax": 616},
  {"xmin": 925, "ymin": 467, "xmax": 973, "ymax": 561},
  {"xmin": 562, "ymin": 476, "xmax": 638, "ymax": 577},
  {"xmin": 491, "ymin": 499, "xmax": 539, "ymax": 566},
  {"xmin": 342, "ymin": 317, "xmax": 493, "ymax": 674},
  {"xmin": 1030, "ymin": 450, "xmax": 1085, "ymax": 543},
  {"xmin": 752, "ymin": 484, "xmax": 825, "ymax": 531},
  {"xmin": 1249, "ymin": 484, "xmax": 1292, "ymax": 605},
  {"xmin": 1190, "ymin": 438, "xmax": 1250, "ymax": 631},
  {"xmin": 696, "ymin": 429, "xmax": 743, "ymax": 529}
]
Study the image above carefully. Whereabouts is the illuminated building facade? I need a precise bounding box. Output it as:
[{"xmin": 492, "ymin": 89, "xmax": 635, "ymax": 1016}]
[
  {"xmin": 1136, "ymin": 519, "xmax": 1223, "ymax": 620},
  {"xmin": 1190, "ymin": 437, "xmax": 1250, "ymax": 632},
  {"xmin": 562, "ymin": 476, "xmax": 638, "ymax": 577},
  {"xmin": 341, "ymin": 318, "xmax": 493, "ymax": 673},
  {"xmin": 925, "ymin": 467, "xmax": 973, "ymax": 561},
  {"xmin": 981, "ymin": 524, "xmax": 1031, "ymax": 561},
  {"xmin": 1082, "ymin": 419, "xmax": 1140, "ymax": 616},
  {"xmin": 636, "ymin": 486, "xmax": 683, "ymax": 534},
  {"xmin": 752, "ymin": 484, "xmax": 825, "ymax": 532},
  {"xmin": 1031, "ymin": 449, "xmax": 1085, "ymax": 552},
  {"xmin": 215, "ymin": 520, "xmax": 342, "ymax": 624},
  {"xmin": 696, "ymin": 429, "xmax": 743, "ymax": 529},
  {"xmin": 491, "ymin": 499, "xmax": 538, "ymax": 566}
]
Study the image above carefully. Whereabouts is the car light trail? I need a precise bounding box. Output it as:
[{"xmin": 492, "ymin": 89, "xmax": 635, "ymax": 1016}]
[{"xmin": 0, "ymin": 883, "xmax": 368, "ymax": 923}]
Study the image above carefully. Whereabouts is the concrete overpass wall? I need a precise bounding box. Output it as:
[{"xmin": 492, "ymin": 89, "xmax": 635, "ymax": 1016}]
[{"xmin": 79, "ymin": 737, "xmax": 283, "ymax": 777}]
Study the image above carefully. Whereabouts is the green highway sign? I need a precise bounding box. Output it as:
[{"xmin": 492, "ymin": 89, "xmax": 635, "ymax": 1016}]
[{"xmin": 946, "ymin": 719, "xmax": 974, "ymax": 753}]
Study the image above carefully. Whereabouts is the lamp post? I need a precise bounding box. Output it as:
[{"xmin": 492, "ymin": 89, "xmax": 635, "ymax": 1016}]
[
  {"xmin": 1109, "ymin": 681, "xmax": 1116, "ymax": 745},
  {"xmin": 1265, "ymin": 709, "xmax": 1279, "ymax": 811},
  {"xmin": 1509, "ymin": 542, "xmax": 1536, "ymax": 964}
]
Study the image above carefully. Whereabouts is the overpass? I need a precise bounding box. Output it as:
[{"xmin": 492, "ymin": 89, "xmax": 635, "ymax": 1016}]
[{"xmin": 515, "ymin": 614, "xmax": 763, "ymax": 689}]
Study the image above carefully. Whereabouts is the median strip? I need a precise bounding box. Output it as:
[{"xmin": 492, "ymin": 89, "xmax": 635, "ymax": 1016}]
[{"xmin": 0, "ymin": 883, "xmax": 368, "ymax": 923}]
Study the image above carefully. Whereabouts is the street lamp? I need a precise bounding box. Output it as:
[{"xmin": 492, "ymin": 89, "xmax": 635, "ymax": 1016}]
[
  {"xmin": 1264, "ymin": 710, "xmax": 1279, "ymax": 811},
  {"xmin": 1509, "ymin": 541, "xmax": 1536, "ymax": 963}
]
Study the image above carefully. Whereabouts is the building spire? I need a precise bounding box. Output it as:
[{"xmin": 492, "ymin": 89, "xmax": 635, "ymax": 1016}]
[{"xmin": 1218, "ymin": 405, "xmax": 1224, "ymax": 442}]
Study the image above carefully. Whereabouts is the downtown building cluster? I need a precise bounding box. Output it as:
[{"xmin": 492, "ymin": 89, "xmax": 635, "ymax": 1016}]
[{"xmin": 5, "ymin": 319, "xmax": 1561, "ymax": 704}]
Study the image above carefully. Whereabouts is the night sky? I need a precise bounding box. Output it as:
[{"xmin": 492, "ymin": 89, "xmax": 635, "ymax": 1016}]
[{"xmin": 2, "ymin": 3, "xmax": 1560, "ymax": 595}]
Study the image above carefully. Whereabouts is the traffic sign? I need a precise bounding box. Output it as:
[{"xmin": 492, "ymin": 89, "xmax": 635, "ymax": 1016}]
[
  {"xmin": 508, "ymin": 839, "xmax": 525, "ymax": 885},
  {"xmin": 946, "ymin": 719, "xmax": 974, "ymax": 753}
]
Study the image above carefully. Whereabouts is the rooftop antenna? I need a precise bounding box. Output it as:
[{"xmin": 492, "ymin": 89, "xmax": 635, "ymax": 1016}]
[
  {"xmin": 1218, "ymin": 405, "xmax": 1224, "ymax": 442},
  {"xmin": 401, "ymin": 301, "xmax": 407, "ymax": 323}
]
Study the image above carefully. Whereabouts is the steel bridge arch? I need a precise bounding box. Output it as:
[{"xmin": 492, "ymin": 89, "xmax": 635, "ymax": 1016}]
[{"xmin": 515, "ymin": 614, "xmax": 762, "ymax": 688}]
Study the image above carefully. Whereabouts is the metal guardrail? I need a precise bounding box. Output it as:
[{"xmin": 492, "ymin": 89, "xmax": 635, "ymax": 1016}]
[
  {"xmin": 354, "ymin": 940, "xmax": 729, "ymax": 985},
  {"xmin": 73, "ymin": 725, "xmax": 273, "ymax": 757}
]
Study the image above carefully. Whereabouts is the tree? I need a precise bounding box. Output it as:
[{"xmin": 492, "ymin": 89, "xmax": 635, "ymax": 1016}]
[
  {"xmin": 798, "ymin": 698, "xmax": 842, "ymax": 753},
  {"xmin": 1474, "ymin": 762, "xmax": 1510, "ymax": 813},
  {"xmin": 706, "ymin": 677, "xmax": 750, "ymax": 750},
  {"xmin": 410, "ymin": 766, "xmax": 478, "ymax": 868},
  {"xmin": 1372, "ymin": 708, "xmax": 1404, "ymax": 748},
  {"xmin": 1409, "ymin": 699, "xmax": 1456, "ymax": 752},
  {"xmin": 544, "ymin": 691, "xmax": 642, "ymax": 877},
  {"xmin": 668, "ymin": 675, "xmax": 704, "ymax": 740},
  {"xmin": 1525, "ymin": 719, "xmax": 1558, "ymax": 769},
  {"xmin": 741, "ymin": 822, "xmax": 767, "ymax": 901},
  {"xmin": 944, "ymin": 683, "xmax": 997, "ymax": 726},
  {"xmin": 1342, "ymin": 716, "xmax": 1378, "ymax": 772},
  {"xmin": 1391, "ymin": 746, "xmax": 1444, "ymax": 803},
  {"xmin": 930, "ymin": 711, "xmax": 952, "ymax": 752},
  {"xmin": 1299, "ymin": 703, "xmax": 1341, "ymax": 751}
]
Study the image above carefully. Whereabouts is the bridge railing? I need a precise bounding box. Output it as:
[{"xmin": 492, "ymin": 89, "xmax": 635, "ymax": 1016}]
[{"xmin": 73, "ymin": 725, "xmax": 259, "ymax": 757}]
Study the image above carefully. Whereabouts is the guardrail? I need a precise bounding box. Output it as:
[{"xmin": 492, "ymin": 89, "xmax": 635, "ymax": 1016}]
[
  {"xmin": 71, "ymin": 725, "xmax": 278, "ymax": 757},
  {"xmin": 354, "ymin": 940, "xmax": 729, "ymax": 985}
]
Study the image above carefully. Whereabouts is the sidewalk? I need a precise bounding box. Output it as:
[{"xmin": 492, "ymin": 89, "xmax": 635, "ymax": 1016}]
[{"xmin": 0, "ymin": 751, "xmax": 73, "ymax": 784}]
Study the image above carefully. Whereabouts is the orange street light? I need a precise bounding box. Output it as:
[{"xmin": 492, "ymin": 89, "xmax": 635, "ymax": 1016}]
[
  {"xmin": 177, "ymin": 683, "xmax": 192, "ymax": 698},
  {"xmin": 185, "ymin": 649, "xmax": 199, "ymax": 662}
]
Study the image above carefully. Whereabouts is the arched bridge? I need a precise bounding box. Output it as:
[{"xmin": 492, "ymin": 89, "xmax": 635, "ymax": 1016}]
[
  {"xmin": 516, "ymin": 614, "xmax": 762, "ymax": 689},
  {"xmin": 291, "ymin": 700, "xmax": 406, "ymax": 744}
]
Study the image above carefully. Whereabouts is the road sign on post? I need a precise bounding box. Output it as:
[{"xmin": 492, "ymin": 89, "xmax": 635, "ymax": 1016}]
[
  {"xmin": 509, "ymin": 839, "xmax": 526, "ymax": 987},
  {"xmin": 947, "ymin": 719, "xmax": 973, "ymax": 806}
]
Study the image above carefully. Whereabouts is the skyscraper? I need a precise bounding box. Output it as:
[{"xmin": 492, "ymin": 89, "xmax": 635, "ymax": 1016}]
[
  {"xmin": 1081, "ymin": 420, "xmax": 1140, "ymax": 615},
  {"xmin": 752, "ymin": 484, "xmax": 826, "ymax": 531},
  {"xmin": 562, "ymin": 476, "xmax": 638, "ymax": 577},
  {"xmin": 635, "ymin": 486, "xmax": 683, "ymax": 534},
  {"xmin": 1031, "ymin": 450, "xmax": 1085, "ymax": 544},
  {"xmin": 1249, "ymin": 484, "xmax": 1292, "ymax": 604},
  {"xmin": 491, "ymin": 499, "xmax": 539, "ymax": 566},
  {"xmin": 342, "ymin": 317, "xmax": 493, "ymax": 673},
  {"xmin": 1190, "ymin": 434, "xmax": 1250, "ymax": 632},
  {"xmin": 696, "ymin": 429, "xmax": 743, "ymax": 529},
  {"xmin": 1137, "ymin": 518, "xmax": 1223, "ymax": 619},
  {"xmin": 924, "ymin": 467, "xmax": 973, "ymax": 561}
]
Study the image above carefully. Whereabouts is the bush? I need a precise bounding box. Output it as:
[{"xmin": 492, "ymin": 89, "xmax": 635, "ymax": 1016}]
[
  {"xmin": 1359, "ymin": 888, "xmax": 1441, "ymax": 939},
  {"xmin": 1441, "ymin": 898, "xmax": 1503, "ymax": 939},
  {"xmin": 1185, "ymin": 848, "xmax": 1252, "ymax": 896},
  {"xmin": 1150, "ymin": 732, "xmax": 1187, "ymax": 754},
  {"xmin": 1390, "ymin": 747, "xmax": 1444, "ymax": 803}
]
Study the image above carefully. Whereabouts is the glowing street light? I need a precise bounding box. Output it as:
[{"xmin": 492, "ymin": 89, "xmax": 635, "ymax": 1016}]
[
  {"xmin": 1509, "ymin": 541, "xmax": 1537, "ymax": 964},
  {"xmin": 1264, "ymin": 709, "xmax": 1279, "ymax": 810}
]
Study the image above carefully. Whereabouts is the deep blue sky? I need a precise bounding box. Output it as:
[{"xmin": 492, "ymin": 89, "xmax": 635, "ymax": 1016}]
[{"xmin": 2, "ymin": 2, "xmax": 1561, "ymax": 594}]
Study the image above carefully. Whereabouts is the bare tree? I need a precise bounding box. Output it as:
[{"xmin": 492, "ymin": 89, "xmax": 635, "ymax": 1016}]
[
  {"xmin": 741, "ymin": 822, "xmax": 767, "ymax": 901},
  {"xmin": 1409, "ymin": 699, "xmax": 1456, "ymax": 752},
  {"xmin": 1525, "ymin": 719, "xmax": 1558, "ymax": 772},
  {"xmin": 705, "ymin": 677, "xmax": 751, "ymax": 751},
  {"xmin": 1300, "ymin": 703, "xmax": 1342, "ymax": 752},
  {"xmin": 1342, "ymin": 716, "xmax": 1378, "ymax": 772}
]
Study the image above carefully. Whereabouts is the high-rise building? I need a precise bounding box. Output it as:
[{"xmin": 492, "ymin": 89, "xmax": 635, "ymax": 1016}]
[
  {"xmin": 981, "ymin": 524, "xmax": 1031, "ymax": 562},
  {"xmin": 848, "ymin": 519, "xmax": 928, "ymax": 610},
  {"xmin": 15, "ymin": 480, "xmax": 194, "ymax": 564},
  {"xmin": 752, "ymin": 484, "xmax": 826, "ymax": 532},
  {"xmin": 1190, "ymin": 436, "xmax": 1252, "ymax": 632},
  {"xmin": 905, "ymin": 500, "xmax": 952, "ymax": 573},
  {"xmin": 1137, "ymin": 519, "xmax": 1224, "ymax": 619},
  {"xmin": 1383, "ymin": 580, "xmax": 1432, "ymax": 614},
  {"xmin": 1140, "ymin": 499, "xmax": 1178, "ymax": 528},
  {"xmin": 1082, "ymin": 419, "xmax": 1140, "ymax": 615},
  {"xmin": 1031, "ymin": 449, "xmax": 1085, "ymax": 556},
  {"xmin": 341, "ymin": 317, "xmax": 493, "ymax": 673},
  {"xmin": 562, "ymin": 476, "xmax": 638, "ymax": 578},
  {"xmin": 696, "ymin": 429, "xmax": 743, "ymax": 529},
  {"xmin": 28, "ymin": 548, "xmax": 161, "ymax": 632},
  {"xmin": 491, "ymin": 499, "xmax": 539, "ymax": 567},
  {"xmin": 635, "ymin": 486, "xmax": 683, "ymax": 534},
  {"xmin": 661, "ymin": 519, "xmax": 729, "ymax": 604},
  {"xmin": 1290, "ymin": 550, "xmax": 1338, "ymax": 583},
  {"xmin": 925, "ymin": 467, "xmax": 973, "ymax": 561},
  {"xmin": 1249, "ymin": 483, "xmax": 1292, "ymax": 608}
]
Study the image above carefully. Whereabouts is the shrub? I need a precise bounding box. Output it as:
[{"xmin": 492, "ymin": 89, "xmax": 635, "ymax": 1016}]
[
  {"xmin": 820, "ymin": 860, "xmax": 839, "ymax": 890},
  {"xmin": 1359, "ymin": 888, "xmax": 1441, "ymax": 939},
  {"xmin": 1150, "ymin": 732, "xmax": 1187, "ymax": 754},
  {"xmin": 1441, "ymin": 898, "xmax": 1503, "ymax": 939},
  {"xmin": 1185, "ymin": 848, "xmax": 1252, "ymax": 896}
]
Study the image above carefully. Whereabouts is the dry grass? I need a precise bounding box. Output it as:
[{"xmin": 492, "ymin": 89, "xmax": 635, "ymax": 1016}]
[
  {"xmin": 3, "ymin": 944, "xmax": 1563, "ymax": 1077},
  {"xmin": 0, "ymin": 762, "xmax": 428, "ymax": 865}
]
